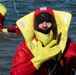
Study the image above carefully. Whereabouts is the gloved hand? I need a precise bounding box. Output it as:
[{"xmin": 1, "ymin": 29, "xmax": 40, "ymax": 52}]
[{"xmin": 30, "ymin": 40, "xmax": 61, "ymax": 69}]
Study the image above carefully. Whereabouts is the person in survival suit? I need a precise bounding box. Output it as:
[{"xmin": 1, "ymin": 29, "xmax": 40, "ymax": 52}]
[
  {"xmin": 0, "ymin": 3, "xmax": 7, "ymax": 31},
  {"xmin": 10, "ymin": 7, "xmax": 76, "ymax": 75},
  {"xmin": 0, "ymin": 3, "xmax": 20, "ymax": 35},
  {"xmin": 7, "ymin": 25, "xmax": 20, "ymax": 35}
]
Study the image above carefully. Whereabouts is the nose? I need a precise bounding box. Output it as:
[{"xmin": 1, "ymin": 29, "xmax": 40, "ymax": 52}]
[{"xmin": 43, "ymin": 22, "xmax": 47, "ymax": 28}]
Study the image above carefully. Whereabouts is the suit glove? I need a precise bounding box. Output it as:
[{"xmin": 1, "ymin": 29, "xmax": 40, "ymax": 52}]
[{"xmin": 30, "ymin": 40, "xmax": 61, "ymax": 69}]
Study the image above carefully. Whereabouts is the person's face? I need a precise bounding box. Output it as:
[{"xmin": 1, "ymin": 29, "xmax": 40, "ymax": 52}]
[{"xmin": 38, "ymin": 21, "xmax": 52, "ymax": 31}]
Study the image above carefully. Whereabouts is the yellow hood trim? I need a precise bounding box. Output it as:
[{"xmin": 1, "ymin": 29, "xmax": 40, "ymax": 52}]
[
  {"xmin": 54, "ymin": 10, "xmax": 72, "ymax": 52},
  {"xmin": 16, "ymin": 10, "xmax": 72, "ymax": 53},
  {"xmin": 0, "ymin": 3, "xmax": 7, "ymax": 16},
  {"xmin": 34, "ymin": 30, "xmax": 53, "ymax": 46}
]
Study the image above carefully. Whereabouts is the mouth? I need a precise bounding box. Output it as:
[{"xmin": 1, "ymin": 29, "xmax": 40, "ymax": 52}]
[
  {"xmin": 42, "ymin": 27, "xmax": 48, "ymax": 30},
  {"xmin": 39, "ymin": 28, "xmax": 50, "ymax": 34}
]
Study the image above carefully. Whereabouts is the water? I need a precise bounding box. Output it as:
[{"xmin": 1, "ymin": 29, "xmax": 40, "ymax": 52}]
[{"xmin": 0, "ymin": 0, "xmax": 76, "ymax": 75}]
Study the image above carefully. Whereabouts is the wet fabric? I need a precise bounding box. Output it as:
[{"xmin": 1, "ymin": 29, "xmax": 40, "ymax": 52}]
[{"xmin": 10, "ymin": 38, "xmax": 76, "ymax": 75}]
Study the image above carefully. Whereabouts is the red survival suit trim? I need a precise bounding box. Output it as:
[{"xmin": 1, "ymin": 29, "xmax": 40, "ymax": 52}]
[{"xmin": 10, "ymin": 38, "xmax": 76, "ymax": 75}]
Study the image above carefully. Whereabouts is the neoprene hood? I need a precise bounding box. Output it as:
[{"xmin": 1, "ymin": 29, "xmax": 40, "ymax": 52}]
[{"xmin": 34, "ymin": 7, "xmax": 56, "ymax": 34}]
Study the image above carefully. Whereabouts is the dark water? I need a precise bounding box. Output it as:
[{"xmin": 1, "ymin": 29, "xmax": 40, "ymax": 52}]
[{"xmin": 0, "ymin": 0, "xmax": 76, "ymax": 75}]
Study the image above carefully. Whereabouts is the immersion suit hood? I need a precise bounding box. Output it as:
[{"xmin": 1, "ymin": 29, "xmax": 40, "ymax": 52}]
[
  {"xmin": 34, "ymin": 7, "xmax": 56, "ymax": 34},
  {"xmin": 34, "ymin": 7, "xmax": 57, "ymax": 45},
  {"xmin": 34, "ymin": 7, "xmax": 57, "ymax": 39},
  {"xmin": 34, "ymin": 7, "xmax": 54, "ymax": 19}
]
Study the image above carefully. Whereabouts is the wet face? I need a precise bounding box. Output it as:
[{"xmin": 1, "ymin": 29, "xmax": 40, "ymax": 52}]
[
  {"xmin": 38, "ymin": 21, "xmax": 52, "ymax": 31},
  {"xmin": 34, "ymin": 12, "xmax": 55, "ymax": 34},
  {"xmin": 37, "ymin": 21, "xmax": 53, "ymax": 34}
]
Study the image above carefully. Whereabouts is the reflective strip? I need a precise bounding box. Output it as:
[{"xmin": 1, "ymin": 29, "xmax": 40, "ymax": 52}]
[
  {"xmin": 19, "ymin": 22, "xmax": 25, "ymax": 28},
  {"xmin": 40, "ymin": 7, "xmax": 47, "ymax": 10}
]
